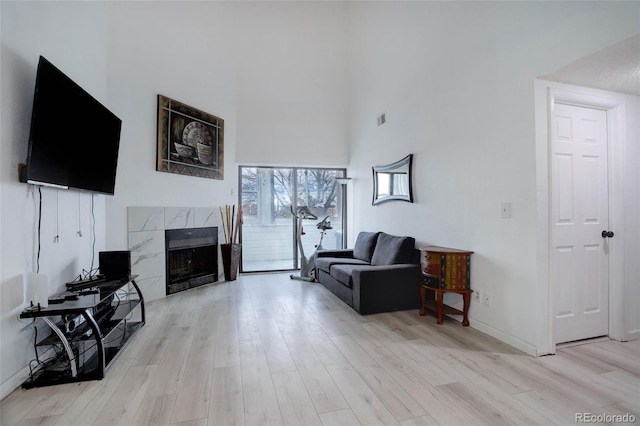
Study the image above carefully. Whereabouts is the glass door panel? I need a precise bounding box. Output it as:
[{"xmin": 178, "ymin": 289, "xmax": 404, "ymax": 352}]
[
  {"xmin": 239, "ymin": 166, "xmax": 345, "ymax": 273},
  {"xmin": 296, "ymin": 169, "xmax": 343, "ymax": 258},
  {"xmin": 240, "ymin": 167, "xmax": 295, "ymax": 272}
]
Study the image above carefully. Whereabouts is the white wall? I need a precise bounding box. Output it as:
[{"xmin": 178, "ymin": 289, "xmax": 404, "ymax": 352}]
[
  {"xmin": 104, "ymin": 1, "xmax": 240, "ymax": 251},
  {"xmin": 234, "ymin": 2, "xmax": 349, "ymax": 166},
  {"xmin": 344, "ymin": 1, "xmax": 639, "ymax": 354},
  {"xmin": 0, "ymin": 1, "xmax": 110, "ymax": 397}
]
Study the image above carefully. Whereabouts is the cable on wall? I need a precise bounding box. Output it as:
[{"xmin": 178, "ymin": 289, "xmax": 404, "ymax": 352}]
[
  {"xmin": 90, "ymin": 193, "xmax": 96, "ymax": 274},
  {"xmin": 53, "ymin": 189, "xmax": 59, "ymax": 243},
  {"xmin": 36, "ymin": 186, "xmax": 42, "ymax": 274},
  {"xmin": 77, "ymin": 192, "xmax": 83, "ymax": 237}
]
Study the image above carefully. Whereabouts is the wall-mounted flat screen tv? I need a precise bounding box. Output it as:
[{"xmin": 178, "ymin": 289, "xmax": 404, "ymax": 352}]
[{"xmin": 23, "ymin": 56, "xmax": 122, "ymax": 195}]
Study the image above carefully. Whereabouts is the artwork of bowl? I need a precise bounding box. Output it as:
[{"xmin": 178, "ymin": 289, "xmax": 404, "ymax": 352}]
[
  {"xmin": 174, "ymin": 142, "xmax": 195, "ymax": 158},
  {"xmin": 183, "ymin": 121, "xmax": 212, "ymax": 147},
  {"xmin": 197, "ymin": 143, "xmax": 213, "ymax": 165}
]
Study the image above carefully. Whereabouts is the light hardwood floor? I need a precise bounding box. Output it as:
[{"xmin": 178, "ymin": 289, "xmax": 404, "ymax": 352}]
[{"xmin": 2, "ymin": 272, "xmax": 638, "ymax": 425}]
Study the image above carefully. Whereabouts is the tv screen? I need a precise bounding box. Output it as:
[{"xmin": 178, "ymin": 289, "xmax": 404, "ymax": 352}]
[{"xmin": 24, "ymin": 56, "xmax": 122, "ymax": 195}]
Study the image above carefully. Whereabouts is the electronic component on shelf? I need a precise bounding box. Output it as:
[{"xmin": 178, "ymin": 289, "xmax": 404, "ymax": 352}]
[
  {"xmin": 62, "ymin": 292, "xmax": 78, "ymax": 301},
  {"xmin": 99, "ymin": 251, "xmax": 131, "ymax": 281},
  {"xmin": 64, "ymin": 314, "xmax": 86, "ymax": 334},
  {"xmin": 66, "ymin": 276, "xmax": 106, "ymax": 291}
]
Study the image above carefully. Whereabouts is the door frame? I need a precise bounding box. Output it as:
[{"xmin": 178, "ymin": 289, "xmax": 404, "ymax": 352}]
[{"xmin": 534, "ymin": 79, "xmax": 627, "ymax": 355}]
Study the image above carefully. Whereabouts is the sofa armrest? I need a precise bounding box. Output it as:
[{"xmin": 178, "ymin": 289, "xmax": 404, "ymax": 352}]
[
  {"xmin": 316, "ymin": 249, "xmax": 355, "ymax": 259},
  {"xmin": 351, "ymin": 264, "xmax": 422, "ymax": 314}
]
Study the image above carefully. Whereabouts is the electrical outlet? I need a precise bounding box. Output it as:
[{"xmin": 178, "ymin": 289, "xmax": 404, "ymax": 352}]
[
  {"xmin": 473, "ymin": 289, "xmax": 481, "ymax": 303},
  {"xmin": 483, "ymin": 292, "xmax": 492, "ymax": 307}
]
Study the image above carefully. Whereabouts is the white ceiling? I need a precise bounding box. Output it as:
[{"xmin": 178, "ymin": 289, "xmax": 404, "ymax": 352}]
[{"xmin": 542, "ymin": 34, "xmax": 640, "ymax": 97}]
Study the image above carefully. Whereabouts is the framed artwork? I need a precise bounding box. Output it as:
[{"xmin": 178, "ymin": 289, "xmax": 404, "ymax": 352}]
[{"xmin": 156, "ymin": 95, "xmax": 224, "ymax": 180}]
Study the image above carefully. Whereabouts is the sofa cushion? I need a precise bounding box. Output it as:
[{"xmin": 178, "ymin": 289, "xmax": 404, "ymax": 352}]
[
  {"xmin": 315, "ymin": 257, "xmax": 368, "ymax": 273},
  {"xmin": 353, "ymin": 232, "xmax": 380, "ymax": 262},
  {"xmin": 330, "ymin": 264, "xmax": 366, "ymax": 288},
  {"xmin": 370, "ymin": 232, "xmax": 416, "ymax": 266}
]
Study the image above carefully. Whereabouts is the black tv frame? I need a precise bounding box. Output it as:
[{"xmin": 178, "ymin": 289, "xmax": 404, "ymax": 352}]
[{"xmin": 22, "ymin": 56, "xmax": 122, "ymax": 195}]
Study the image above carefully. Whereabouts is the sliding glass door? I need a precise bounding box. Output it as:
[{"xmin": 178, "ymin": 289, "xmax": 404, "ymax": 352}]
[{"xmin": 239, "ymin": 166, "xmax": 346, "ymax": 273}]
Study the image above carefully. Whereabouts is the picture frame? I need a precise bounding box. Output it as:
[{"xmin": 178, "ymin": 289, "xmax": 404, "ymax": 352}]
[{"xmin": 156, "ymin": 95, "xmax": 224, "ymax": 180}]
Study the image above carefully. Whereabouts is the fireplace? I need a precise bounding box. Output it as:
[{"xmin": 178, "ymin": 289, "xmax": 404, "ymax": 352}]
[{"xmin": 165, "ymin": 227, "xmax": 218, "ymax": 295}]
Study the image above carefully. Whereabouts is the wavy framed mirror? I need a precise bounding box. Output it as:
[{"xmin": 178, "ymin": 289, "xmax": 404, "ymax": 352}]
[{"xmin": 372, "ymin": 154, "xmax": 413, "ymax": 205}]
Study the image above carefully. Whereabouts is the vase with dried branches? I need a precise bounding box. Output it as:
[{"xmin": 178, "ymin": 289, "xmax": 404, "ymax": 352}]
[{"xmin": 220, "ymin": 205, "xmax": 242, "ymax": 281}]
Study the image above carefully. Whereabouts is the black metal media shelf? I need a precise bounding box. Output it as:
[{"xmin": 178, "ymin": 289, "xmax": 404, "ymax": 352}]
[{"xmin": 20, "ymin": 275, "xmax": 145, "ymax": 389}]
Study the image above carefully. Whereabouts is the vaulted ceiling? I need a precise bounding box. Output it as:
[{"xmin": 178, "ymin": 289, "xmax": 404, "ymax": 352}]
[{"xmin": 542, "ymin": 34, "xmax": 640, "ymax": 96}]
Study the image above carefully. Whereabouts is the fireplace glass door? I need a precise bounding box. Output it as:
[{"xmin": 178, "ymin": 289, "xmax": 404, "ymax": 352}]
[{"xmin": 165, "ymin": 227, "xmax": 218, "ymax": 295}]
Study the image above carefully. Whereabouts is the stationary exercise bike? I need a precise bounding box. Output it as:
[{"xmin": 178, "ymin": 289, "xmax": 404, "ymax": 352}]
[{"xmin": 290, "ymin": 206, "xmax": 332, "ymax": 282}]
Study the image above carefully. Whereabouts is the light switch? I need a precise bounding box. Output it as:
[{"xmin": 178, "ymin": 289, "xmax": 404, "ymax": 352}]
[{"xmin": 500, "ymin": 202, "xmax": 512, "ymax": 219}]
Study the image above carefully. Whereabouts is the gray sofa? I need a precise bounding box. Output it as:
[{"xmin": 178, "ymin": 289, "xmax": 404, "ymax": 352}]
[{"xmin": 315, "ymin": 231, "xmax": 422, "ymax": 315}]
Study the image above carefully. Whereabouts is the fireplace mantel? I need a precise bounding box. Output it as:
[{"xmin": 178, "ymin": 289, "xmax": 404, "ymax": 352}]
[{"xmin": 127, "ymin": 207, "xmax": 218, "ymax": 301}]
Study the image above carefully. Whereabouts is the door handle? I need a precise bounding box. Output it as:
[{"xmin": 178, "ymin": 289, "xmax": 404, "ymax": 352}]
[{"xmin": 601, "ymin": 230, "xmax": 614, "ymax": 238}]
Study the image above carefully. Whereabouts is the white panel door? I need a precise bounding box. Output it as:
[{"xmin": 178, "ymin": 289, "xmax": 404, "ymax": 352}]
[{"xmin": 552, "ymin": 103, "xmax": 609, "ymax": 344}]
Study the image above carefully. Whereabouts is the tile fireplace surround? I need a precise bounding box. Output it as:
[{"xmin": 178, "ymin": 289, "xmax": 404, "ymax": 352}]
[{"xmin": 127, "ymin": 207, "xmax": 217, "ymax": 301}]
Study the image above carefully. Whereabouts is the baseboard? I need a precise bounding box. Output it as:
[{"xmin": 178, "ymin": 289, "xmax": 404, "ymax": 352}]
[
  {"xmin": 469, "ymin": 318, "xmax": 538, "ymax": 357},
  {"xmin": 556, "ymin": 336, "xmax": 609, "ymax": 349},
  {"xmin": 1, "ymin": 366, "xmax": 28, "ymax": 401},
  {"xmin": 627, "ymin": 329, "xmax": 640, "ymax": 341}
]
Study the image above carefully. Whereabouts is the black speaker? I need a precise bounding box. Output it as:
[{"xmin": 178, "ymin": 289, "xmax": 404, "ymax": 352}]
[{"xmin": 99, "ymin": 251, "xmax": 131, "ymax": 280}]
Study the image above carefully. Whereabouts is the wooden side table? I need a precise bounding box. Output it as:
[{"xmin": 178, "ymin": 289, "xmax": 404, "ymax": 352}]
[
  {"xmin": 418, "ymin": 246, "xmax": 473, "ymax": 326},
  {"xmin": 420, "ymin": 284, "xmax": 472, "ymax": 326}
]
